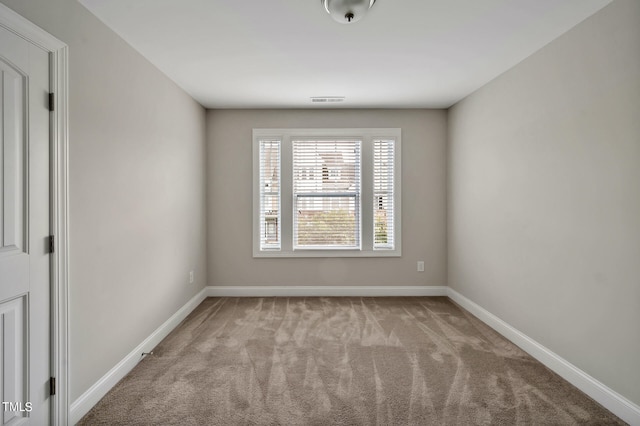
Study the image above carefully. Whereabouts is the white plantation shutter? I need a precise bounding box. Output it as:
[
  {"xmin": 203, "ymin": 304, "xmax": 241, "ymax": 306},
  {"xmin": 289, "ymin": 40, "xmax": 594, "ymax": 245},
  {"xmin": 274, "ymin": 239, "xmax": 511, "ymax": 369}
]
[
  {"xmin": 259, "ymin": 140, "xmax": 281, "ymax": 250},
  {"xmin": 292, "ymin": 140, "xmax": 361, "ymax": 249},
  {"xmin": 373, "ymin": 139, "xmax": 394, "ymax": 249}
]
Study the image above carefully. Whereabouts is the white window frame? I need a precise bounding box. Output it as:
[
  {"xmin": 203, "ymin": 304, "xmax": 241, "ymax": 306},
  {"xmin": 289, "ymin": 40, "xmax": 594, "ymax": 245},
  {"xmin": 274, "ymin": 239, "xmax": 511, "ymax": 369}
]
[{"xmin": 253, "ymin": 128, "xmax": 401, "ymax": 258}]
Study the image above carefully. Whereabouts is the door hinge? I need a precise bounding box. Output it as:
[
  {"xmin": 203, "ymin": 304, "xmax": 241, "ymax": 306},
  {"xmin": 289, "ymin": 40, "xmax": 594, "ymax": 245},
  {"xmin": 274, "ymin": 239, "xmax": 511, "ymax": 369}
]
[
  {"xmin": 48, "ymin": 235, "xmax": 55, "ymax": 254},
  {"xmin": 50, "ymin": 377, "xmax": 56, "ymax": 396},
  {"xmin": 49, "ymin": 93, "xmax": 55, "ymax": 111}
]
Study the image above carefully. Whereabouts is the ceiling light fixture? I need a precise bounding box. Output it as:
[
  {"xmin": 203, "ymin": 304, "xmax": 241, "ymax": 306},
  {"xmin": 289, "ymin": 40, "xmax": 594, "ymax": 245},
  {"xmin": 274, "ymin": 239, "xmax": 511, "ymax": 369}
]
[{"xmin": 322, "ymin": 0, "xmax": 376, "ymax": 24}]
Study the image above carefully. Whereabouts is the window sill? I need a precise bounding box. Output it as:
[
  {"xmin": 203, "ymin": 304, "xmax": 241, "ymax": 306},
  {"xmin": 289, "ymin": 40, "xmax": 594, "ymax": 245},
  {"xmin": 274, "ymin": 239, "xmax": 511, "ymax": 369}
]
[{"xmin": 253, "ymin": 249, "xmax": 401, "ymax": 258}]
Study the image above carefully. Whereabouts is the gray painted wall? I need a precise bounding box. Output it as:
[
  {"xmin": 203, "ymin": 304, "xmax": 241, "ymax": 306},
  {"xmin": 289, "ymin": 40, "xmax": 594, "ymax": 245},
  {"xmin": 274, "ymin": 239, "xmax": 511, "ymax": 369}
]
[
  {"xmin": 207, "ymin": 109, "xmax": 447, "ymax": 287},
  {"xmin": 448, "ymin": 0, "xmax": 640, "ymax": 406},
  {"xmin": 0, "ymin": 0, "xmax": 208, "ymax": 401}
]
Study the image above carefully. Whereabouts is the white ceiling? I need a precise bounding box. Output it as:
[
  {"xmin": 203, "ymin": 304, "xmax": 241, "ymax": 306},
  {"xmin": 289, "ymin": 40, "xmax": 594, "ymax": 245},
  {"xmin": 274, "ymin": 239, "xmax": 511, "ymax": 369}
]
[{"xmin": 79, "ymin": 0, "xmax": 611, "ymax": 109}]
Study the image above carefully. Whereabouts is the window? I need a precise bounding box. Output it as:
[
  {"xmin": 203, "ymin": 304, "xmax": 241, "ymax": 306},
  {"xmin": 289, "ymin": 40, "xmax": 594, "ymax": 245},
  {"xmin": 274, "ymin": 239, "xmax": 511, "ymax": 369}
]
[
  {"xmin": 258, "ymin": 140, "xmax": 280, "ymax": 250},
  {"xmin": 293, "ymin": 139, "xmax": 361, "ymax": 249},
  {"xmin": 373, "ymin": 139, "xmax": 395, "ymax": 249},
  {"xmin": 253, "ymin": 128, "xmax": 401, "ymax": 257}
]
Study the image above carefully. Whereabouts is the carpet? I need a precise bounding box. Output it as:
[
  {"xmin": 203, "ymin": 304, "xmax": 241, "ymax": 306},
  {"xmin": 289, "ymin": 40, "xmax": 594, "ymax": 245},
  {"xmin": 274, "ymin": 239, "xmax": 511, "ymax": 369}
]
[{"xmin": 79, "ymin": 297, "xmax": 624, "ymax": 425}]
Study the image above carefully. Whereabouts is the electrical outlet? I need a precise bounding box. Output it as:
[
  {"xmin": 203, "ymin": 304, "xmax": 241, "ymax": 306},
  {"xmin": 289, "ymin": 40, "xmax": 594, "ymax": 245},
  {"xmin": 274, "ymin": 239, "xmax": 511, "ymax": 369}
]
[
  {"xmin": 189, "ymin": 270, "xmax": 194, "ymax": 284},
  {"xmin": 417, "ymin": 261, "xmax": 424, "ymax": 272}
]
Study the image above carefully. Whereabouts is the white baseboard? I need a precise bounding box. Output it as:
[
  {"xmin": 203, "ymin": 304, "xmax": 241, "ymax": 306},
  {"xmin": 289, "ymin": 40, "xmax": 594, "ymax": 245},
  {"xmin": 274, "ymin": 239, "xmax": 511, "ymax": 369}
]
[
  {"xmin": 447, "ymin": 288, "xmax": 640, "ymax": 426},
  {"xmin": 205, "ymin": 285, "xmax": 449, "ymax": 298},
  {"xmin": 69, "ymin": 288, "xmax": 208, "ymax": 425}
]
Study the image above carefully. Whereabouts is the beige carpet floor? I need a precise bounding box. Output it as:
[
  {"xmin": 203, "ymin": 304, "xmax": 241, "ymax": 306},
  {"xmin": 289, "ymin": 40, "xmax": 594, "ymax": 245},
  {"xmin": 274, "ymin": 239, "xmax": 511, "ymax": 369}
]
[{"xmin": 79, "ymin": 297, "xmax": 624, "ymax": 425}]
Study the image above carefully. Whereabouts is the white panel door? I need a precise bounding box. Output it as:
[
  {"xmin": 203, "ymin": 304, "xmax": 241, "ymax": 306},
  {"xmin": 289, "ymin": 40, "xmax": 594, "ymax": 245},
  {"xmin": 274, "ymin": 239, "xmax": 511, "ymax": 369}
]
[{"xmin": 0, "ymin": 24, "xmax": 51, "ymax": 426}]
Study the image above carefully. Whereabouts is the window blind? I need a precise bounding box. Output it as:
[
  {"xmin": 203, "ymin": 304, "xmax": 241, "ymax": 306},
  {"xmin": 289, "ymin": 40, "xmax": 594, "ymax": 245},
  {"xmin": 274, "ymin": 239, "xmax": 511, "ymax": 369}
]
[
  {"xmin": 292, "ymin": 140, "xmax": 361, "ymax": 249},
  {"xmin": 259, "ymin": 140, "xmax": 281, "ymax": 250},
  {"xmin": 373, "ymin": 139, "xmax": 394, "ymax": 249}
]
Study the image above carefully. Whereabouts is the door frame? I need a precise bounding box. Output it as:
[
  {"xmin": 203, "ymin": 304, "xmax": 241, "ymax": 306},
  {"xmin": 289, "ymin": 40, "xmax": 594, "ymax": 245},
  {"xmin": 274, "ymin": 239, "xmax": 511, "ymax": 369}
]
[{"xmin": 0, "ymin": 4, "xmax": 70, "ymax": 425}]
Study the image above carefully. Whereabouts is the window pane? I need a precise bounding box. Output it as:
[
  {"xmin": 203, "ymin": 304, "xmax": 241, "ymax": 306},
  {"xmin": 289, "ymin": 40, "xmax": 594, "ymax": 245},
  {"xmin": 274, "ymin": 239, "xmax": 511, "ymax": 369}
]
[
  {"xmin": 293, "ymin": 140, "xmax": 360, "ymax": 194},
  {"xmin": 259, "ymin": 140, "xmax": 280, "ymax": 250},
  {"xmin": 294, "ymin": 196, "xmax": 359, "ymax": 248},
  {"xmin": 293, "ymin": 140, "xmax": 361, "ymax": 249},
  {"xmin": 373, "ymin": 140, "xmax": 394, "ymax": 249}
]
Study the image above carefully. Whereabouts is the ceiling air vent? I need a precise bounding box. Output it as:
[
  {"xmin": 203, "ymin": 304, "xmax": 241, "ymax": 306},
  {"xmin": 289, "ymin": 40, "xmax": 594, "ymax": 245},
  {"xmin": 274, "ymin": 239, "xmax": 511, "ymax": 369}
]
[{"xmin": 311, "ymin": 96, "xmax": 345, "ymax": 103}]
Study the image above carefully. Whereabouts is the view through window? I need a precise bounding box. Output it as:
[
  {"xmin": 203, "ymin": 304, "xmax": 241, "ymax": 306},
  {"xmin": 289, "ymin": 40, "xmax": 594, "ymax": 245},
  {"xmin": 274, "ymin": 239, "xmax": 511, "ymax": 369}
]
[{"xmin": 293, "ymin": 139, "xmax": 361, "ymax": 249}]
